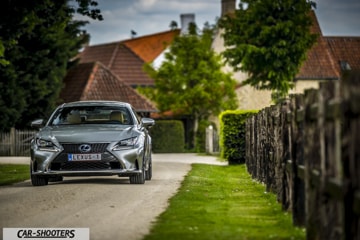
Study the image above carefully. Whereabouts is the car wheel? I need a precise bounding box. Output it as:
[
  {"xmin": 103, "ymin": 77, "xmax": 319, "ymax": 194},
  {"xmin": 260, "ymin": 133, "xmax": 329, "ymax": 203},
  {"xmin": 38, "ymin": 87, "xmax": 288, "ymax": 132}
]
[
  {"xmin": 31, "ymin": 174, "xmax": 49, "ymax": 186},
  {"xmin": 129, "ymin": 161, "xmax": 145, "ymax": 184},
  {"xmin": 145, "ymin": 157, "xmax": 152, "ymax": 181}
]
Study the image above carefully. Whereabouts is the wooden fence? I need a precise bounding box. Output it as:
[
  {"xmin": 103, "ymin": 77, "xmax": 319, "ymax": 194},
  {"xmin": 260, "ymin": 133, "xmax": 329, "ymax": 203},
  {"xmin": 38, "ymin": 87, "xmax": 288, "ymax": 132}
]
[
  {"xmin": 245, "ymin": 70, "xmax": 360, "ymax": 240},
  {"xmin": 0, "ymin": 128, "xmax": 36, "ymax": 156}
]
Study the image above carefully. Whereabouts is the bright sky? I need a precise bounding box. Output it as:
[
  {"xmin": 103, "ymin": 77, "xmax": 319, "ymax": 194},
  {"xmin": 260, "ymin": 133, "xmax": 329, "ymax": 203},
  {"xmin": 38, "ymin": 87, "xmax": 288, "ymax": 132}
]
[{"xmin": 76, "ymin": 0, "xmax": 360, "ymax": 45}]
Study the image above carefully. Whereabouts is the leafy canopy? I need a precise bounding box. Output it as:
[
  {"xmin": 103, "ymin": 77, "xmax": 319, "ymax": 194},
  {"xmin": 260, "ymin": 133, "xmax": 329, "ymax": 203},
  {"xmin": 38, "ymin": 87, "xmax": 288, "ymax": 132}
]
[
  {"xmin": 0, "ymin": 0, "xmax": 102, "ymax": 131},
  {"xmin": 142, "ymin": 23, "xmax": 238, "ymax": 120},
  {"xmin": 219, "ymin": 0, "xmax": 317, "ymax": 100}
]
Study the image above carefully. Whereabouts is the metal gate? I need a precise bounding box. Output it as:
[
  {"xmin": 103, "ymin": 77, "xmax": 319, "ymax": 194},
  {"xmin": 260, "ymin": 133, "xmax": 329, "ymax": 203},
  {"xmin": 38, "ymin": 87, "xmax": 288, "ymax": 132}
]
[
  {"xmin": 205, "ymin": 125, "xmax": 220, "ymax": 154},
  {"xmin": 0, "ymin": 128, "xmax": 36, "ymax": 156}
]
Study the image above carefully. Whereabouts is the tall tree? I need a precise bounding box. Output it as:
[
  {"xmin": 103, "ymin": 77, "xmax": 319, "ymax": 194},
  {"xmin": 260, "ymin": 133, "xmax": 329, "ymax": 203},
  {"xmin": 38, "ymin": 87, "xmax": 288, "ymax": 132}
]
[
  {"xmin": 219, "ymin": 0, "xmax": 317, "ymax": 100},
  {"xmin": 0, "ymin": 0, "xmax": 102, "ymax": 131},
  {"xmin": 142, "ymin": 23, "xmax": 238, "ymax": 148},
  {"xmin": 0, "ymin": 41, "xmax": 9, "ymax": 66}
]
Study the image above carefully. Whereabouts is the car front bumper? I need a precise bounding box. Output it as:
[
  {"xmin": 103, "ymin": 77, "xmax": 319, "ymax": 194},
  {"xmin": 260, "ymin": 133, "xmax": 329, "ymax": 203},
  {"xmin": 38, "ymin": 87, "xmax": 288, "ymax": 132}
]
[
  {"xmin": 31, "ymin": 168, "xmax": 142, "ymax": 177},
  {"xmin": 31, "ymin": 143, "xmax": 144, "ymax": 177}
]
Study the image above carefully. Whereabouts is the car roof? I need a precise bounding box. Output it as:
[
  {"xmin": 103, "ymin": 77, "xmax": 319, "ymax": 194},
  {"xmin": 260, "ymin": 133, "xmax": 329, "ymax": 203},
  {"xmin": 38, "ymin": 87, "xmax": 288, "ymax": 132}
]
[{"xmin": 59, "ymin": 101, "xmax": 132, "ymax": 108}]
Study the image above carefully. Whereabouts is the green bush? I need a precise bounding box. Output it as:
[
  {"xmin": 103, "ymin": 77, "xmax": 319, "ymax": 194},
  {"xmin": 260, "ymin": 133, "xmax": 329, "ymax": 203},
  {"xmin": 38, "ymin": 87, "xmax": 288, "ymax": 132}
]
[
  {"xmin": 150, "ymin": 120, "xmax": 185, "ymax": 153},
  {"xmin": 219, "ymin": 110, "xmax": 258, "ymax": 164}
]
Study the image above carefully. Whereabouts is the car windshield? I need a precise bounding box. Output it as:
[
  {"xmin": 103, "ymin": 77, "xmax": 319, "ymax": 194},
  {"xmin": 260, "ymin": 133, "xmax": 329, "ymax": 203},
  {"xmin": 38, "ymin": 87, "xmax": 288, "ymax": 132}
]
[{"xmin": 49, "ymin": 106, "xmax": 133, "ymax": 126}]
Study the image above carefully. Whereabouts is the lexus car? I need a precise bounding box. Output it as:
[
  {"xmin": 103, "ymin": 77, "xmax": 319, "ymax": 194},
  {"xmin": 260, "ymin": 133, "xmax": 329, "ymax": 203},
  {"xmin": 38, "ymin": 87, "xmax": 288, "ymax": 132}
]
[{"xmin": 30, "ymin": 101, "xmax": 155, "ymax": 186}]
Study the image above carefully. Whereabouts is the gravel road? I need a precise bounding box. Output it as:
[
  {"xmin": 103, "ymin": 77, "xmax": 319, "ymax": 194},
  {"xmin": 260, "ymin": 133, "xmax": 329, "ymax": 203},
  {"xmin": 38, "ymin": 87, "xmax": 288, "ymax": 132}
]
[{"xmin": 0, "ymin": 153, "xmax": 226, "ymax": 240}]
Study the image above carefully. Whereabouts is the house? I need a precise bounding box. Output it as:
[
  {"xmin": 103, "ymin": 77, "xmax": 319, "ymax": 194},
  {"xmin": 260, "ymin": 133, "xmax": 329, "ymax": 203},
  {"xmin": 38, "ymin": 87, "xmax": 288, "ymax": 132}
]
[
  {"xmin": 213, "ymin": 0, "xmax": 360, "ymax": 111},
  {"xmin": 60, "ymin": 61, "xmax": 157, "ymax": 116},
  {"xmin": 77, "ymin": 29, "xmax": 180, "ymax": 87},
  {"xmin": 59, "ymin": 23, "xmax": 183, "ymax": 115},
  {"xmin": 76, "ymin": 13, "xmax": 196, "ymax": 87},
  {"xmin": 60, "ymin": 14, "xmax": 195, "ymax": 117}
]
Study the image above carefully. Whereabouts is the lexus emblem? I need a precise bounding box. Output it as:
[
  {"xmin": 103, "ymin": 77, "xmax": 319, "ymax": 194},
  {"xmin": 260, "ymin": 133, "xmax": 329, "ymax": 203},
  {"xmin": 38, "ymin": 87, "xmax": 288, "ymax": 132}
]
[{"xmin": 79, "ymin": 144, "xmax": 91, "ymax": 153}]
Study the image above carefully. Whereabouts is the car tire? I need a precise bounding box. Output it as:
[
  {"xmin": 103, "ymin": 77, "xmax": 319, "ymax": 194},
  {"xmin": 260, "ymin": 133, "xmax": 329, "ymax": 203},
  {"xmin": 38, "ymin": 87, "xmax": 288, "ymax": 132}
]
[
  {"xmin": 129, "ymin": 161, "xmax": 145, "ymax": 184},
  {"xmin": 31, "ymin": 174, "xmax": 49, "ymax": 186},
  {"xmin": 145, "ymin": 157, "xmax": 152, "ymax": 181}
]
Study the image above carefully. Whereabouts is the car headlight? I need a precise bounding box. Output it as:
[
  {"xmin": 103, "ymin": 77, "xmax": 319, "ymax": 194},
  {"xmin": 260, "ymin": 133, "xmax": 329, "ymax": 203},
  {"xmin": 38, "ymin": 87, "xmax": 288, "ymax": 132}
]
[
  {"xmin": 36, "ymin": 138, "xmax": 54, "ymax": 147},
  {"xmin": 112, "ymin": 137, "xmax": 138, "ymax": 151},
  {"xmin": 35, "ymin": 138, "xmax": 59, "ymax": 152}
]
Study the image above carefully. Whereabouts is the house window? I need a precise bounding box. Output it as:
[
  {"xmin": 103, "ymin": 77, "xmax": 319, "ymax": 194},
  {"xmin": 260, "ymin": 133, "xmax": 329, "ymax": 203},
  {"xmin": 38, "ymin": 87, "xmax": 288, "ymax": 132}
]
[{"xmin": 340, "ymin": 60, "xmax": 351, "ymax": 70}]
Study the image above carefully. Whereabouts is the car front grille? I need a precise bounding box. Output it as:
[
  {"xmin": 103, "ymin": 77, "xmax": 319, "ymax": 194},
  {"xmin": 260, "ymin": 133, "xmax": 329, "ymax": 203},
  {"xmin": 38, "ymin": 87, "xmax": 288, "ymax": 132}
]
[
  {"xmin": 58, "ymin": 161, "xmax": 112, "ymax": 171},
  {"xmin": 50, "ymin": 143, "xmax": 122, "ymax": 171},
  {"xmin": 61, "ymin": 143, "xmax": 108, "ymax": 153}
]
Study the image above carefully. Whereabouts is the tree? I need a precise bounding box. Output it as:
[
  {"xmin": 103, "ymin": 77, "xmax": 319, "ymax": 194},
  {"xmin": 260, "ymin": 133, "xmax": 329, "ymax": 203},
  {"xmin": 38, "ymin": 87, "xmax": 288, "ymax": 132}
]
[
  {"xmin": 0, "ymin": 41, "xmax": 9, "ymax": 66},
  {"xmin": 141, "ymin": 23, "xmax": 238, "ymax": 149},
  {"xmin": 219, "ymin": 0, "xmax": 317, "ymax": 100},
  {"xmin": 169, "ymin": 20, "xmax": 178, "ymax": 30},
  {"xmin": 0, "ymin": 0, "xmax": 102, "ymax": 131}
]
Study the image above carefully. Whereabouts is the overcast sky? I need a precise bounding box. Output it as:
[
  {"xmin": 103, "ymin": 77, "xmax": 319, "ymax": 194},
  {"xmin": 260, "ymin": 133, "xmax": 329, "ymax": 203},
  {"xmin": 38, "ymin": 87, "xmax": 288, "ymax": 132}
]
[{"xmin": 77, "ymin": 0, "xmax": 360, "ymax": 46}]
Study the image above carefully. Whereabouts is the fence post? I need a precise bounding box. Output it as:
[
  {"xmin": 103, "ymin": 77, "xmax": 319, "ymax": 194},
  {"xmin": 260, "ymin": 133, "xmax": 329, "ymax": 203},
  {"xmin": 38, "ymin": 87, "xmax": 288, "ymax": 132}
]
[
  {"xmin": 292, "ymin": 94, "xmax": 306, "ymax": 226},
  {"xmin": 246, "ymin": 115, "xmax": 256, "ymax": 177},
  {"xmin": 281, "ymin": 99, "xmax": 292, "ymax": 211},
  {"xmin": 303, "ymin": 88, "xmax": 321, "ymax": 239},
  {"xmin": 342, "ymin": 70, "xmax": 360, "ymax": 239},
  {"xmin": 319, "ymin": 80, "xmax": 345, "ymax": 239},
  {"xmin": 10, "ymin": 127, "xmax": 16, "ymax": 156}
]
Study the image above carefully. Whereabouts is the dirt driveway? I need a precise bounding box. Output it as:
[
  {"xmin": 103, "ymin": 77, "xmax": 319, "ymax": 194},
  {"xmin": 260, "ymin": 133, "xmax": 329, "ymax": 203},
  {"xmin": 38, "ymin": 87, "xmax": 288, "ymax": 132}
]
[{"xmin": 0, "ymin": 153, "xmax": 226, "ymax": 240}]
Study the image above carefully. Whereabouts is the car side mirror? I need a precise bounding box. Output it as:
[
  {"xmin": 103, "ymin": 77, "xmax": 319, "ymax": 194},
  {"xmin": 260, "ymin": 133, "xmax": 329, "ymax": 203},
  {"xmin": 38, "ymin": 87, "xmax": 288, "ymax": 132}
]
[
  {"xmin": 141, "ymin": 118, "xmax": 155, "ymax": 128},
  {"xmin": 31, "ymin": 119, "xmax": 45, "ymax": 128}
]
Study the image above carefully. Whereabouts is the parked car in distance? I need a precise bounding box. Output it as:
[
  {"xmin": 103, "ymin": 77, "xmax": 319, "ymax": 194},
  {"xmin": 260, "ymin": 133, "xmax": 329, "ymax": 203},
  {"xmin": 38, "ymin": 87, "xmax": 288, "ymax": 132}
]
[{"xmin": 30, "ymin": 101, "xmax": 155, "ymax": 186}]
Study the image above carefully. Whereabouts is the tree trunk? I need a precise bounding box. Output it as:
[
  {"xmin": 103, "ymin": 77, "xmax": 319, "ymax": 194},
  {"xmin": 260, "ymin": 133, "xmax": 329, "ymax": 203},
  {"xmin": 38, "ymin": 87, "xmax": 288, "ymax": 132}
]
[{"xmin": 192, "ymin": 113, "xmax": 199, "ymax": 150}]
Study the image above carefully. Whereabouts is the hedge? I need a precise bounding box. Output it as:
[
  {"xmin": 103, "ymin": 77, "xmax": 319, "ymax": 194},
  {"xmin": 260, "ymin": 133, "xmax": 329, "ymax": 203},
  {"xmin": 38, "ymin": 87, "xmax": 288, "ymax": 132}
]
[
  {"xmin": 149, "ymin": 120, "xmax": 185, "ymax": 153},
  {"xmin": 219, "ymin": 110, "xmax": 258, "ymax": 164}
]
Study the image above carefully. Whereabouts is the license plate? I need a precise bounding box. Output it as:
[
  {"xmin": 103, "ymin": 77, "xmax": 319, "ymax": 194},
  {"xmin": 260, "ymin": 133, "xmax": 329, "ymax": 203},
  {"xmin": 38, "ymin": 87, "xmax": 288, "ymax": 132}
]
[{"xmin": 68, "ymin": 153, "xmax": 101, "ymax": 161}]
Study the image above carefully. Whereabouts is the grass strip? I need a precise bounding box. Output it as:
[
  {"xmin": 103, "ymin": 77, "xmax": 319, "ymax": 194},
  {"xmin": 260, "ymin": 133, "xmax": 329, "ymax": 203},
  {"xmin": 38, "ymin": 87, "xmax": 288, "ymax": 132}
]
[
  {"xmin": 0, "ymin": 164, "xmax": 29, "ymax": 186},
  {"xmin": 144, "ymin": 164, "xmax": 305, "ymax": 240}
]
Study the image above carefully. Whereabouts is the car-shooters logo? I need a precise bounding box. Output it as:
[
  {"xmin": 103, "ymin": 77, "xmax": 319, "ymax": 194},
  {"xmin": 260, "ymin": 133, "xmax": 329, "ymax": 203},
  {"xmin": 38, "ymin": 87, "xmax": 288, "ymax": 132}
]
[{"xmin": 3, "ymin": 228, "xmax": 89, "ymax": 240}]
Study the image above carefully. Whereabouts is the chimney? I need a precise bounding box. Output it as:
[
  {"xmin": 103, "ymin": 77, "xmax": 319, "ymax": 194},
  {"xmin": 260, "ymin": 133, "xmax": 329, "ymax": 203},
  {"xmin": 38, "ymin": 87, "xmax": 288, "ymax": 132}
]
[
  {"xmin": 221, "ymin": 0, "xmax": 236, "ymax": 17},
  {"xmin": 180, "ymin": 13, "xmax": 195, "ymax": 34}
]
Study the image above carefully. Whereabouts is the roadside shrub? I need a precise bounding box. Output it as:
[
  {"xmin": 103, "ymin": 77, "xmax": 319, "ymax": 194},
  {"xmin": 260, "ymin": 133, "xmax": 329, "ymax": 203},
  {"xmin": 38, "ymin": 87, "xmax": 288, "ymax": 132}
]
[
  {"xmin": 219, "ymin": 110, "xmax": 258, "ymax": 164},
  {"xmin": 150, "ymin": 120, "xmax": 185, "ymax": 153}
]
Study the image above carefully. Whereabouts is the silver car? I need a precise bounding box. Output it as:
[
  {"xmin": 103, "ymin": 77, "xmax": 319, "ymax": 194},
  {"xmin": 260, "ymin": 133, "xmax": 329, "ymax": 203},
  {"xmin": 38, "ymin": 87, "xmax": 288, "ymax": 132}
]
[{"xmin": 30, "ymin": 101, "xmax": 155, "ymax": 186}]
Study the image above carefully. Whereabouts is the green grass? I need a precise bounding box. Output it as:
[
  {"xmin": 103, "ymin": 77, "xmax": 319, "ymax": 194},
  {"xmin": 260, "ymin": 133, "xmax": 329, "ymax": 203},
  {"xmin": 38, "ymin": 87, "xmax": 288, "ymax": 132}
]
[
  {"xmin": 144, "ymin": 164, "xmax": 305, "ymax": 240},
  {"xmin": 0, "ymin": 164, "xmax": 30, "ymax": 186}
]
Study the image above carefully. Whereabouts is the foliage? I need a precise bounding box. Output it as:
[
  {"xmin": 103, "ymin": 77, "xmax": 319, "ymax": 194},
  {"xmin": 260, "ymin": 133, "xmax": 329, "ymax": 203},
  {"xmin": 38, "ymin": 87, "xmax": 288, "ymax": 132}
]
[
  {"xmin": 140, "ymin": 23, "xmax": 238, "ymax": 148},
  {"xmin": 0, "ymin": 41, "xmax": 9, "ymax": 66},
  {"xmin": 219, "ymin": 0, "xmax": 317, "ymax": 100},
  {"xmin": 0, "ymin": 0, "xmax": 102, "ymax": 131},
  {"xmin": 219, "ymin": 110, "xmax": 258, "ymax": 164},
  {"xmin": 169, "ymin": 20, "xmax": 178, "ymax": 30},
  {"xmin": 149, "ymin": 120, "xmax": 185, "ymax": 153},
  {"xmin": 144, "ymin": 164, "xmax": 306, "ymax": 240}
]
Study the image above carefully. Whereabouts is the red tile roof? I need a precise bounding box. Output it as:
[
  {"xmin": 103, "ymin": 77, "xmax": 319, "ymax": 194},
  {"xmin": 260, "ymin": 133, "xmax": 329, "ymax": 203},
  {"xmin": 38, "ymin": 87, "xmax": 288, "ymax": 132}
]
[
  {"xmin": 326, "ymin": 36, "xmax": 360, "ymax": 71},
  {"xmin": 77, "ymin": 30, "xmax": 179, "ymax": 87},
  {"xmin": 123, "ymin": 29, "xmax": 180, "ymax": 62},
  {"xmin": 60, "ymin": 62, "xmax": 157, "ymax": 112},
  {"xmin": 78, "ymin": 43, "xmax": 154, "ymax": 87},
  {"xmin": 297, "ymin": 11, "xmax": 360, "ymax": 80},
  {"xmin": 296, "ymin": 11, "xmax": 340, "ymax": 80}
]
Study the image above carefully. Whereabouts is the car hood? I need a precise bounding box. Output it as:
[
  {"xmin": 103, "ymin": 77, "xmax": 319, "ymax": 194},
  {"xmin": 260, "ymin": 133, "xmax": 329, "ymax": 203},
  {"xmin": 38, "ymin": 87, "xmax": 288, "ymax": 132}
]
[{"xmin": 38, "ymin": 125, "xmax": 136, "ymax": 143}]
